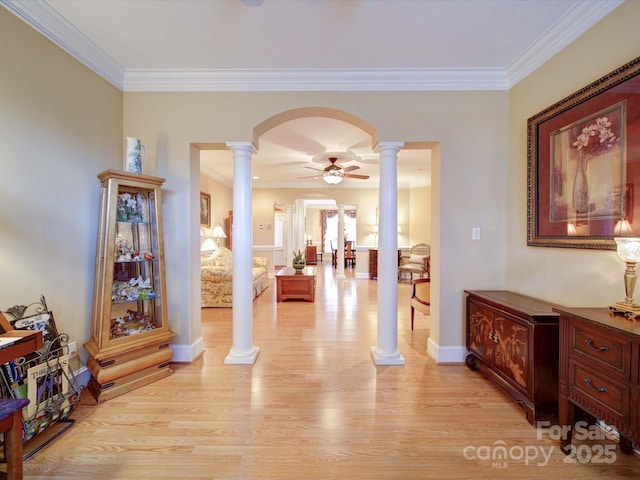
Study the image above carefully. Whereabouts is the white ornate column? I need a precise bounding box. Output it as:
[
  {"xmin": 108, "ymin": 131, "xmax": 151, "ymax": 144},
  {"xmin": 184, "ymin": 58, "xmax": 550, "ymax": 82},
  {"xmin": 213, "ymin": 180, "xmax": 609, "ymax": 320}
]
[
  {"xmin": 295, "ymin": 199, "xmax": 306, "ymax": 255},
  {"xmin": 371, "ymin": 141, "xmax": 405, "ymax": 365},
  {"xmin": 224, "ymin": 142, "xmax": 259, "ymax": 365},
  {"xmin": 285, "ymin": 204, "xmax": 294, "ymax": 266},
  {"xmin": 336, "ymin": 205, "xmax": 346, "ymax": 279}
]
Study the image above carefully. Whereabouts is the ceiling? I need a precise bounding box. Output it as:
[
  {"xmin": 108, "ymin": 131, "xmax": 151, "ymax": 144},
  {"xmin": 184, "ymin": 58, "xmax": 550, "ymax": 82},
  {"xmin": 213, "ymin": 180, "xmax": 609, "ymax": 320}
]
[{"xmin": 3, "ymin": 0, "xmax": 622, "ymax": 188}]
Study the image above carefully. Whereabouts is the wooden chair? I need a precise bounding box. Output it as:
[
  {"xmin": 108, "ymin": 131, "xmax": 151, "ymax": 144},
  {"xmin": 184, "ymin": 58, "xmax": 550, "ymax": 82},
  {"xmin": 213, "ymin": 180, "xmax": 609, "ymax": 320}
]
[
  {"xmin": 398, "ymin": 243, "xmax": 430, "ymax": 281},
  {"xmin": 410, "ymin": 278, "xmax": 430, "ymax": 330},
  {"xmin": 344, "ymin": 240, "xmax": 355, "ymax": 268},
  {"xmin": 331, "ymin": 241, "xmax": 337, "ymax": 268}
]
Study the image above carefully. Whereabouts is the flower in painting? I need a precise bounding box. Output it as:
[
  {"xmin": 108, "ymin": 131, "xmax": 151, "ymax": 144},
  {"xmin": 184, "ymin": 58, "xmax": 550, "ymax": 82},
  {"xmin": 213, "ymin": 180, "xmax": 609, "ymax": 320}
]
[{"xmin": 572, "ymin": 116, "xmax": 617, "ymax": 154}]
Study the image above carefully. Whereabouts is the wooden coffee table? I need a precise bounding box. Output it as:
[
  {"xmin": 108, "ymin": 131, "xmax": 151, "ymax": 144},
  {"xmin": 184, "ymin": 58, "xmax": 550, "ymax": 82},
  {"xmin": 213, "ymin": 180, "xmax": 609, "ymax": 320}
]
[{"xmin": 275, "ymin": 266, "xmax": 316, "ymax": 302}]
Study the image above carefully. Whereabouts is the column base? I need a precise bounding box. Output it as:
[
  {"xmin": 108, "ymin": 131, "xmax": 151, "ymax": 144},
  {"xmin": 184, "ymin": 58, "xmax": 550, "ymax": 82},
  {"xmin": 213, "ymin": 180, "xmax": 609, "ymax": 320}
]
[
  {"xmin": 225, "ymin": 345, "xmax": 260, "ymax": 364},
  {"xmin": 370, "ymin": 346, "xmax": 405, "ymax": 365}
]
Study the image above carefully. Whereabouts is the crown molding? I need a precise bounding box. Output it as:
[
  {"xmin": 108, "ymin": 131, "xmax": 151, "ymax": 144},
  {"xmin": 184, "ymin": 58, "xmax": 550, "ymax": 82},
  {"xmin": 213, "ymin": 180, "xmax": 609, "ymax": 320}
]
[
  {"xmin": 507, "ymin": 0, "xmax": 624, "ymax": 87},
  {"xmin": 1, "ymin": 0, "xmax": 125, "ymax": 89},
  {"xmin": 3, "ymin": 0, "xmax": 623, "ymax": 93},
  {"xmin": 123, "ymin": 67, "xmax": 508, "ymax": 92}
]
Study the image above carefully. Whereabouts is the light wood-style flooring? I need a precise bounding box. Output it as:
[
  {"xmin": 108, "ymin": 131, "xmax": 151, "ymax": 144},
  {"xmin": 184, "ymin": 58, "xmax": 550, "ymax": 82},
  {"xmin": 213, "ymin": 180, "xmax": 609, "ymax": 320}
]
[{"xmin": 14, "ymin": 262, "xmax": 640, "ymax": 479}]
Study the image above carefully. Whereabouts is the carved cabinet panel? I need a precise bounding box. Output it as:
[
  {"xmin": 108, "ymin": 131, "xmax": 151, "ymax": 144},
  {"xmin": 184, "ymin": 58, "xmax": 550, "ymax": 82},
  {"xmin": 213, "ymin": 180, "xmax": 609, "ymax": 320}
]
[{"xmin": 465, "ymin": 290, "xmax": 559, "ymax": 425}]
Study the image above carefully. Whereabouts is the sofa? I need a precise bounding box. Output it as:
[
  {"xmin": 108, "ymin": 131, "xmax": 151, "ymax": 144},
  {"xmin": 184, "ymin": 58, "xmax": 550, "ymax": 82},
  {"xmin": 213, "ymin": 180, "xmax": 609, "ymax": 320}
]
[{"xmin": 201, "ymin": 247, "xmax": 269, "ymax": 307}]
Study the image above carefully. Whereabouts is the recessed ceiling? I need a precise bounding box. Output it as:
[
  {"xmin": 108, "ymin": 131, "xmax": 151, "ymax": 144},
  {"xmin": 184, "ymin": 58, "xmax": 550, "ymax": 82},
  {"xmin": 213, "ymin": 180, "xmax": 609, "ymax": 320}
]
[{"xmin": 200, "ymin": 117, "xmax": 431, "ymax": 188}]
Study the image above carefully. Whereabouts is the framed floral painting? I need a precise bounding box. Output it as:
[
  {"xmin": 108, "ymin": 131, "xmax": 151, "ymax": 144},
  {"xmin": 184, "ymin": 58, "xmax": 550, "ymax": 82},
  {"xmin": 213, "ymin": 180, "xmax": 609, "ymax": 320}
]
[{"xmin": 527, "ymin": 56, "xmax": 640, "ymax": 249}]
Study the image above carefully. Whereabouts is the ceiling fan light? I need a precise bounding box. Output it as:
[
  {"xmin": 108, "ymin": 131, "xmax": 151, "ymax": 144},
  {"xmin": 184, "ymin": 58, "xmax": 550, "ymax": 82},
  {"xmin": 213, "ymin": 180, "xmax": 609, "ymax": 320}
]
[{"xmin": 322, "ymin": 172, "xmax": 343, "ymax": 185}]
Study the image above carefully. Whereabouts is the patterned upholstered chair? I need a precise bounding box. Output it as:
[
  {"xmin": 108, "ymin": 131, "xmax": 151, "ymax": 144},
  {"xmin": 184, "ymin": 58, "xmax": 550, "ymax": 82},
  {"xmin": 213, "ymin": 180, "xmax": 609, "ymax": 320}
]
[{"xmin": 398, "ymin": 243, "xmax": 430, "ymax": 281}]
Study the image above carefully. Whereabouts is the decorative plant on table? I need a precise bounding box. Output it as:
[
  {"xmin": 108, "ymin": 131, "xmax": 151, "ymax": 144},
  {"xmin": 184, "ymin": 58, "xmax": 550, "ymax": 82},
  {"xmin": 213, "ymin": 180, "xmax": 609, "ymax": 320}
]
[{"xmin": 292, "ymin": 249, "xmax": 305, "ymax": 271}]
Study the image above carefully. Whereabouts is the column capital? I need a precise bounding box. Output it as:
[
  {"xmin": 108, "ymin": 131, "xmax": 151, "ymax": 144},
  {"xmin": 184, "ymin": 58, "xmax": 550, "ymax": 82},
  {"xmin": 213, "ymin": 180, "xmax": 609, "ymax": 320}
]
[
  {"xmin": 225, "ymin": 142, "xmax": 256, "ymax": 155},
  {"xmin": 375, "ymin": 142, "xmax": 404, "ymax": 156}
]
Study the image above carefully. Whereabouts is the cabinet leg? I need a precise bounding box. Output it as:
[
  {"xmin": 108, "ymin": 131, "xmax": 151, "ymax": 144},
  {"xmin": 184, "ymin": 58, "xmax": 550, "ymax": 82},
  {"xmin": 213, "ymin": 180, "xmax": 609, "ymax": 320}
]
[
  {"xmin": 465, "ymin": 353, "xmax": 477, "ymax": 371},
  {"xmin": 558, "ymin": 394, "xmax": 575, "ymax": 455},
  {"xmin": 619, "ymin": 434, "xmax": 634, "ymax": 455}
]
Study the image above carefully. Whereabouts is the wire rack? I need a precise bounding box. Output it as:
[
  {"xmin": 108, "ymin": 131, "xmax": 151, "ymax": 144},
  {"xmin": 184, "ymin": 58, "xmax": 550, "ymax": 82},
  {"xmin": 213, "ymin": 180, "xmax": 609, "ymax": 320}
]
[{"xmin": 1, "ymin": 296, "xmax": 82, "ymax": 457}]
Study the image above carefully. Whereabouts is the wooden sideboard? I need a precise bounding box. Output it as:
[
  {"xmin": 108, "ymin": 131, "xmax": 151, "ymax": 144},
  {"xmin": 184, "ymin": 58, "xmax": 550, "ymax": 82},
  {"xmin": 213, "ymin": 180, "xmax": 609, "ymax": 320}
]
[
  {"xmin": 465, "ymin": 290, "xmax": 560, "ymax": 425},
  {"xmin": 553, "ymin": 307, "xmax": 640, "ymax": 454},
  {"xmin": 368, "ymin": 249, "xmax": 401, "ymax": 280},
  {"xmin": 305, "ymin": 245, "xmax": 317, "ymax": 265}
]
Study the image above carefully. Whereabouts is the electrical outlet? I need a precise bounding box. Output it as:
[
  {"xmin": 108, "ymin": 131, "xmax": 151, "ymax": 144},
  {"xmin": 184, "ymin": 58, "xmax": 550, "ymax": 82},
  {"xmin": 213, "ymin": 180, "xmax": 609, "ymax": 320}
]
[{"xmin": 472, "ymin": 227, "xmax": 481, "ymax": 240}]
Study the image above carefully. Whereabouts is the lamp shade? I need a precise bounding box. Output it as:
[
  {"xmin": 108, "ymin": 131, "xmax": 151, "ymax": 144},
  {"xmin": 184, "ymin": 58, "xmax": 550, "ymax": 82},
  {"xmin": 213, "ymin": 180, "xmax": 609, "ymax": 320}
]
[
  {"xmin": 614, "ymin": 219, "xmax": 635, "ymax": 236},
  {"xmin": 212, "ymin": 224, "xmax": 227, "ymax": 239},
  {"xmin": 615, "ymin": 237, "xmax": 640, "ymax": 263},
  {"xmin": 323, "ymin": 171, "xmax": 343, "ymax": 185}
]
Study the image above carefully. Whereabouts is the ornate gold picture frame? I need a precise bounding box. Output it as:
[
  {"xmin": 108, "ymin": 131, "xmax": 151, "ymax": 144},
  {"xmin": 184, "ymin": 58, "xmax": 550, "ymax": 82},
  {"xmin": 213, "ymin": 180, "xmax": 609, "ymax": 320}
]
[{"xmin": 527, "ymin": 57, "xmax": 640, "ymax": 249}]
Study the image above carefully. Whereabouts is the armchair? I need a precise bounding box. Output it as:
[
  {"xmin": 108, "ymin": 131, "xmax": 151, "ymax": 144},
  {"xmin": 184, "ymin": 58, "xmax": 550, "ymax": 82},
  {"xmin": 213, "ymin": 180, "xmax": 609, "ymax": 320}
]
[
  {"xmin": 398, "ymin": 243, "xmax": 430, "ymax": 281},
  {"xmin": 410, "ymin": 278, "xmax": 430, "ymax": 330}
]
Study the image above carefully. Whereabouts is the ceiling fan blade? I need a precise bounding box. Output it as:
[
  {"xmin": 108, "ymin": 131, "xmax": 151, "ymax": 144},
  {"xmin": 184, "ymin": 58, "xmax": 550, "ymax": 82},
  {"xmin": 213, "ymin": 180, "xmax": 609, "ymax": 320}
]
[
  {"xmin": 342, "ymin": 165, "xmax": 360, "ymax": 173},
  {"xmin": 304, "ymin": 166, "xmax": 325, "ymax": 172},
  {"xmin": 343, "ymin": 173, "xmax": 369, "ymax": 180},
  {"xmin": 298, "ymin": 174, "xmax": 323, "ymax": 179}
]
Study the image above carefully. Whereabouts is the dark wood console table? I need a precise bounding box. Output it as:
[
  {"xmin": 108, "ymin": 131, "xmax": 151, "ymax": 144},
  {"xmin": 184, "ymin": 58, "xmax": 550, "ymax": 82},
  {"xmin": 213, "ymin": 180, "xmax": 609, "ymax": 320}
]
[
  {"xmin": 465, "ymin": 290, "xmax": 560, "ymax": 425},
  {"xmin": 554, "ymin": 306, "xmax": 640, "ymax": 454}
]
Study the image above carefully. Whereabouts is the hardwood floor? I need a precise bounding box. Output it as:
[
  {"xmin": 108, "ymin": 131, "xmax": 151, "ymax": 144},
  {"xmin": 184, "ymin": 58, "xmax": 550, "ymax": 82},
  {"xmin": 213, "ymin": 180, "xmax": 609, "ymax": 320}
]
[{"xmin": 16, "ymin": 262, "xmax": 640, "ymax": 479}]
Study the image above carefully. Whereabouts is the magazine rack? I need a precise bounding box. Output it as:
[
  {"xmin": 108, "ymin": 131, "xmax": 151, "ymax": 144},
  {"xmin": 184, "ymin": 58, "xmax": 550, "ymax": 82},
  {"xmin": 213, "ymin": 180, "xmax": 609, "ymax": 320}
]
[{"xmin": 0, "ymin": 296, "xmax": 82, "ymax": 458}]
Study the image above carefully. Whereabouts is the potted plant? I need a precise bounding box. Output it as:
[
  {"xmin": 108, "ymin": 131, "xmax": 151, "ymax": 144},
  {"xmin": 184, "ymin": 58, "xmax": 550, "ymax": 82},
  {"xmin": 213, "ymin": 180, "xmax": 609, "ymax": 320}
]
[{"xmin": 292, "ymin": 249, "xmax": 305, "ymax": 271}]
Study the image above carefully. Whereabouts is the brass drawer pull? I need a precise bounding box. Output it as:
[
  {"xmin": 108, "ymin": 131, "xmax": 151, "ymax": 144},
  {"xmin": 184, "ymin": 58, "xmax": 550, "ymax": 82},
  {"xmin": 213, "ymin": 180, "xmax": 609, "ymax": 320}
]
[
  {"xmin": 584, "ymin": 377, "xmax": 609, "ymax": 394},
  {"xmin": 585, "ymin": 338, "xmax": 609, "ymax": 352}
]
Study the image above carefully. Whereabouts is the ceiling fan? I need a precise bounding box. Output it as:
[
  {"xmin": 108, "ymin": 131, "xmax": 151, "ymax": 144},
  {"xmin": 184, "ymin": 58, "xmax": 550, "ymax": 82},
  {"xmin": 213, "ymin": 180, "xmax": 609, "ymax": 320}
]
[{"xmin": 299, "ymin": 157, "xmax": 370, "ymax": 185}]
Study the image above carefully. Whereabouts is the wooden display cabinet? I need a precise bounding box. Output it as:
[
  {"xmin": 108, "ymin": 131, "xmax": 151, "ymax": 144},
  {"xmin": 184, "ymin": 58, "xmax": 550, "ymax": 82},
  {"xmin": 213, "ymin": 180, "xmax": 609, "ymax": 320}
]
[
  {"xmin": 84, "ymin": 169, "xmax": 174, "ymax": 403},
  {"xmin": 465, "ymin": 290, "xmax": 560, "ymax": 425}
]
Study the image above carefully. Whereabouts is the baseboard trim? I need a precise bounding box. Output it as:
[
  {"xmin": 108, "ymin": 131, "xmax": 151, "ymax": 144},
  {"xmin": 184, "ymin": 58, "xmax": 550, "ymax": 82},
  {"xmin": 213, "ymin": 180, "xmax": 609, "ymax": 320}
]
[
  {"xmin": 427, "ymin": 337, "xmax": 466, "ymax": 364},
  {"xmin": 170, "ymin": 337, "xmax": 205, "ymax": 363}
]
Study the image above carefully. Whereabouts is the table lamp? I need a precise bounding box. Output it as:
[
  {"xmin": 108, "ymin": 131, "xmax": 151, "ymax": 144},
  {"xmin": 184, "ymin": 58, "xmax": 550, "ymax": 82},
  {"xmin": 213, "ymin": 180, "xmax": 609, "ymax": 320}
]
[{"xmin": 610, "ymin": 236, "xmax": 640, "ymax": 318}]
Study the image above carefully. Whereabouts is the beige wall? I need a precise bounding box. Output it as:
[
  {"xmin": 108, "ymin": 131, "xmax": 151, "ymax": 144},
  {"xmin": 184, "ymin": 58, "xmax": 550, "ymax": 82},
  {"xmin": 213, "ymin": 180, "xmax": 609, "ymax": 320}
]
[
  {"xmin": 0, "ymin": 9, "xmax": 122, "ymax": 362},
  {"xmin": 246, "ymin": 186, "xmax": 424, "ymax": 276},
  {"xmin": 409, "ymin": 186, "xmax": 431, "ymax": 245},
  {"xmin": 6, "ymin": 3, "xmax": 637, "ymax": 364},
  {"xmin": 199, "ymin": 173, "xmax": 233, "ymax": 250},
  {"xmin": 507, "ymin": 1, "xmax": 640, "ymax": 307},
  {"xmin": 125, "ymin": 89, "xmax": 509, "ymax": 354}
]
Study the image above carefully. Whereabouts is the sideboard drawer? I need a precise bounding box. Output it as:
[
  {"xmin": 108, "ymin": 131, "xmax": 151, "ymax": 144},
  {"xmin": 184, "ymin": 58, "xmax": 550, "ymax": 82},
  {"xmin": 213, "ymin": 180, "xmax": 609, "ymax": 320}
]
[
  {"xmin": 571, "ymin": 320, "xmax": 631, "ymax": 380},
  {"xmin": 556, "ymin": 307, "xmax": 640, "ymax": 454},
  {"xmin": 569, "ymin": 360, "xmax": 631, "ymax": 422}
]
